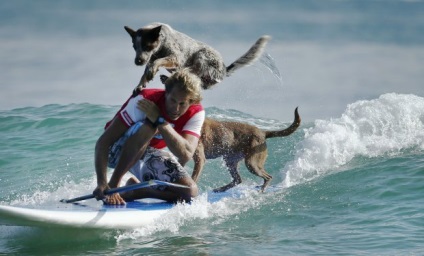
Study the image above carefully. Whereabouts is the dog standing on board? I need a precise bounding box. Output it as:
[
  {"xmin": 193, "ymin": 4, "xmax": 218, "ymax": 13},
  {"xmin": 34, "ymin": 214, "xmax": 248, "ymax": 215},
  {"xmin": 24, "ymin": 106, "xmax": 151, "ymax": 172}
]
[
  {"xmin": 158, "ymin": 75, "xmax": 300, "ymax": 192},
  {"xmin": 124, "ymin": 22, "xmax": 270, "ymax": 90},
  {"xmin": 192, "ymin": 107, "xmax": 301, "ymax": 192}
]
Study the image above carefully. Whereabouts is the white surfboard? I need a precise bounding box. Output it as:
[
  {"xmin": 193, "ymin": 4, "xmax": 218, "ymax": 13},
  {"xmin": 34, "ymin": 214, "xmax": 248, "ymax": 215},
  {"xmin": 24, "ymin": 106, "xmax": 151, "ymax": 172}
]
[
  {"xmin": 0, "ymin": 183, "xmax": 278, "ymax": 229},
  {"xmin": 0, "ymin": 199, "xmax": 173, "ymax": 229},
  {"xmin": 0, "ymin": 180, "xmax": 192, "ymax": 229}
]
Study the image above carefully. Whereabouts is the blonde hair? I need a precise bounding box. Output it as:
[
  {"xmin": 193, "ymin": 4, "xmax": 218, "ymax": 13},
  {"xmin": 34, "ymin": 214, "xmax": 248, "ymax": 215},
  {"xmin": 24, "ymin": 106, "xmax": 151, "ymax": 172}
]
[{"xmin": 164, "ymin": 68, "xmax": 203, "ymax": 104}]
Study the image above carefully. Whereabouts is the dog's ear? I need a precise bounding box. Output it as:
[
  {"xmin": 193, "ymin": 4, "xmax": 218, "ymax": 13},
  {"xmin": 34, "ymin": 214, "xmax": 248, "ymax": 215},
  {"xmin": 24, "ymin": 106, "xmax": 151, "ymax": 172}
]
[
  {"xmin": 124, "ymin": 26, "xmax": 136, "ymax": 37},
  {"xmin": 150, "ymin": 25, "xmax": 162, "ymax": 41}
]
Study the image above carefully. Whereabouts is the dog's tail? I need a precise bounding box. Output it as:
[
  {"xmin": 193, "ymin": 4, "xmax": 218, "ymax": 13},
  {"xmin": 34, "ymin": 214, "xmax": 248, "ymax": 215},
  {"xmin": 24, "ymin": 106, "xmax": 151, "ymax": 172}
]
[
  {"xmin": 226, "ymin": 35, "xmax": 271, "ymax": 76},
  {"xmin": 265, "ymin": 107, "xmax": 301, "ymax": 139}
]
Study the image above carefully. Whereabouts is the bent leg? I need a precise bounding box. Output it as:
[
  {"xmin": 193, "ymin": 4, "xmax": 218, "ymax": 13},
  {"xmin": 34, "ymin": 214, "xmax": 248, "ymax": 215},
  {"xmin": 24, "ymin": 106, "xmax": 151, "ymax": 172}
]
[
  {"xmin": 245, "ymin": 152, "xmax": 272, "ymax": 192},
  {"xmin": 121, "ymin": 148, "xmax": 198, "ymax": 203},
  {"xmin": 122, "ymin": 176, "xmax": 198, "ymax": 203},
  {"xmin": 108, "ymin": 123, "xmax": 156, "ymax": 188}
]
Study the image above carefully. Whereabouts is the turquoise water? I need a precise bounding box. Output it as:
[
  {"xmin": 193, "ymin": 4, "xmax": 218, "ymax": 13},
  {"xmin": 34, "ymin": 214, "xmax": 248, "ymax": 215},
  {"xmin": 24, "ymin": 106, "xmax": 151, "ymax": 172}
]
[
  {"xmin": 1, "ymin": 0, "xmax": 424, "ymax": 254},
  {"xmin": 1, "ymin": 93, "xmax": 424, "ymax": 255}
]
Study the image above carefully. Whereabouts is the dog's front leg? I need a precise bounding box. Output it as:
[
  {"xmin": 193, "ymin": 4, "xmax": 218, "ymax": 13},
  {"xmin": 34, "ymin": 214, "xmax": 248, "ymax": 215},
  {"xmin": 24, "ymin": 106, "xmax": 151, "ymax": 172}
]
[
  {"xmin": 139, "ymin": 56, "xmax": 179, "ymax": 87},
  {"xmin": 138, "ymin": 63, "xmax": 154, "ymax": 88}
]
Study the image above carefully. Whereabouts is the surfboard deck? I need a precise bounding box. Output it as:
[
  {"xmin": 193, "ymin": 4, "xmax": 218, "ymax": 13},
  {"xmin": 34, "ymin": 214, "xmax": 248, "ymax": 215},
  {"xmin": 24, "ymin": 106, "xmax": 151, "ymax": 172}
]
[
  {"xmin": 0, "ymin": 199, "xmax": 173, "ymax": 230},
  {"xmin": 0, "ymin": 185, "xmax": 280, "ymax": 230}
]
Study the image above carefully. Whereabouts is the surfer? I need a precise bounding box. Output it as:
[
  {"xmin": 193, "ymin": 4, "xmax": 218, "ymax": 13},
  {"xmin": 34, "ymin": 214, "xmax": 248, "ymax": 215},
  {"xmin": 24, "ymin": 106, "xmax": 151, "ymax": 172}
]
[{"xmin": 93, "ymin": 68, "xmax": 204, "ymax": 204}]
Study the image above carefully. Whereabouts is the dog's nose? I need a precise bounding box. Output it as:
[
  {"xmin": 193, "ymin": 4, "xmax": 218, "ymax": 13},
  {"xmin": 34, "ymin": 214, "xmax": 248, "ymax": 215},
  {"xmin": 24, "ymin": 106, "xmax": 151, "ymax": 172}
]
[{"xmin": 135, "ymin": 58, "xmax": 143, "ymax": 65}]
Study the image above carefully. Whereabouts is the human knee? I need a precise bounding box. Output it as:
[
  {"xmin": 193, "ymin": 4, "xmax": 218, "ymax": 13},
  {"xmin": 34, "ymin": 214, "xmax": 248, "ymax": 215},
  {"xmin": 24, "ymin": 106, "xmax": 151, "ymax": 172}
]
[
  {"xmin": 179, "ymin": 180, "xmax": 198, "ymax": 201},
  {"xmin": 188, "ymin": 182, "xmax": 199, "ymax": 197}
]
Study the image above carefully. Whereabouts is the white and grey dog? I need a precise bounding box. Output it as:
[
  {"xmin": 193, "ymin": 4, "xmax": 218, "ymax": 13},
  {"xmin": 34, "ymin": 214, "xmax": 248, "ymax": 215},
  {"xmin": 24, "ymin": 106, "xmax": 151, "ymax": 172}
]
[{"xmin": 124, "ymin": 22, "xmax": 271, "ymax": 89}]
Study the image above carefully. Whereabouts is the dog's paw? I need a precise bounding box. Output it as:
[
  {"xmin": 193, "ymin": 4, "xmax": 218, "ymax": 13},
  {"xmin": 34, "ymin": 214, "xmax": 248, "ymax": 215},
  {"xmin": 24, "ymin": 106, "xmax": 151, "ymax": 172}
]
[
  {"xmin": 212, "ymin": 187, "xmax": 227, "ymax": 193},
  {"xmin": 212, "ymin": 188, "xmax": 222, "ymax": 193}
]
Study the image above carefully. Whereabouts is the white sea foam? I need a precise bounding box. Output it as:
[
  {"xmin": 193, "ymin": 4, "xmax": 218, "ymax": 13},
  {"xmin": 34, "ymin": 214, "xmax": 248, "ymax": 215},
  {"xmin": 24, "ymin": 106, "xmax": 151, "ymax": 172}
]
[
  {"xmin": 115, "ymin": 185, "xmax": 274, "ymax": 241},
  {"xmin": 282, "ymin": 93, "xmax": 424, "ymax": 187}
]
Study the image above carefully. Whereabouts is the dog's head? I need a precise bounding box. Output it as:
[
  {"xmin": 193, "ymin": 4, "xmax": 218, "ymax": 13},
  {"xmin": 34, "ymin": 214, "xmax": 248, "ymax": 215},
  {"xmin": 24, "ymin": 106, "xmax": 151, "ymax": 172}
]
[{"xmin": 124, "ymin": 25, "xmax": 162, "ymax": 66}]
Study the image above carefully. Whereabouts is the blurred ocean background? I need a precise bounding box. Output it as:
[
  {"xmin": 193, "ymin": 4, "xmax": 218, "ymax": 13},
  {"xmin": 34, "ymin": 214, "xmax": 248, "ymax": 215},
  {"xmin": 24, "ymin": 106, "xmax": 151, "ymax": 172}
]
[{"xmin": 1, "ymin": 0, "xmax": 424, "ymax": 255}]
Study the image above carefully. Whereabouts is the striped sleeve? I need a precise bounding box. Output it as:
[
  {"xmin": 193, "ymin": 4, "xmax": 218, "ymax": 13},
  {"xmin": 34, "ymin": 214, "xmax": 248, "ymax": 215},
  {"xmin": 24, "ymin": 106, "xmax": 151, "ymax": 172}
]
[
  {"xmin": 182, "ymin": 110, "xmax": 205, "ymax": 137},
  {"xmin": 118, "ymin": 95, "xmax": 147, "ymax": 127}
]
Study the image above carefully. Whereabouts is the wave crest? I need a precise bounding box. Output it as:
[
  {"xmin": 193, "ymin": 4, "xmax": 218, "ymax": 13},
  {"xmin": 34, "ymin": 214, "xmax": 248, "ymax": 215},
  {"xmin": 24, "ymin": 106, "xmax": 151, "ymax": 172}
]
[{"xmin": 283, "ymin": 93, "xmax": 424, "ymax": 187}]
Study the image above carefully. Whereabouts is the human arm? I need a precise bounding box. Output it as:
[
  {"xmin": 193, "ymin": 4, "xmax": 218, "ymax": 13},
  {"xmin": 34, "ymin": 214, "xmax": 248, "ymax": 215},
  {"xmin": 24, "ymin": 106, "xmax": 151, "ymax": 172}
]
[
  {"xmin": 137, "ymin": 99, "xmax": 202, "ymax": 165},
  {"xmin": 107, "ymin": 123, "xmax": 156, "ymax": 187},
  {"xmin": 158, "ymin": 124, "xmax": 199, "ymax": 165},
  {"xmin": 191, "ymin": 143, "xmax": 205, "ymax": 182},
  {"xmin": 93, "ymin": 117, "xmax": 157, "ymax": 205},
  {"xmin": 93, "ymin": 95, "xmax": 153, "ymax": 204},
  {"xmin": 93, "ymin": 117, "xmax": 128, "ymax": 199}
]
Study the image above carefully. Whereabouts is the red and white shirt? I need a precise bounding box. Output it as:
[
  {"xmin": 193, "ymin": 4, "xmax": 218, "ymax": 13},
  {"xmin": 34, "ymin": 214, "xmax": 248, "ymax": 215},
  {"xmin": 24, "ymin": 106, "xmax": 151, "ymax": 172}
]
[{"xmin": 106, "ymin": 89, "xmax": 205, "ymax": 149}]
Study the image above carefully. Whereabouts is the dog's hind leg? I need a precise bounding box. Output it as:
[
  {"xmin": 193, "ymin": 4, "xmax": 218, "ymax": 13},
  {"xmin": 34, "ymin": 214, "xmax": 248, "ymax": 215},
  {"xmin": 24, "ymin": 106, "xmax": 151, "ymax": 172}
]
[
  {"xmin": 213, "ymin": 159, "xmax": 242, "ymax": 193},
  {"xmin": 244, "ymin": 152, "xmax": 273, "ymax": 192}
]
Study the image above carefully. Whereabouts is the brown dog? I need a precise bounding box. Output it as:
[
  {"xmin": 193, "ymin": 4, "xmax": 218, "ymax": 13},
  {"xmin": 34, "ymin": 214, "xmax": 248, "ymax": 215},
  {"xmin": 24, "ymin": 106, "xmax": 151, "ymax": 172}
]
[{"xmin": 192, "ymin": 108, "xmax": 301, "ymax": 192}]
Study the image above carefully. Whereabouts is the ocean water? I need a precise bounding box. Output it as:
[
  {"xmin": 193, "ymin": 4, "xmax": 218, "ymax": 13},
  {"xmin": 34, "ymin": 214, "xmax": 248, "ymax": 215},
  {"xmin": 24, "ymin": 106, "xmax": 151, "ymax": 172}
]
[
  {"xmin": 1, "ymin": 0, "xmax": 424, "ymax": 255},
  {"xmin": 1, "ymin": 93, "xmax": 424, "ymax": 255}
]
